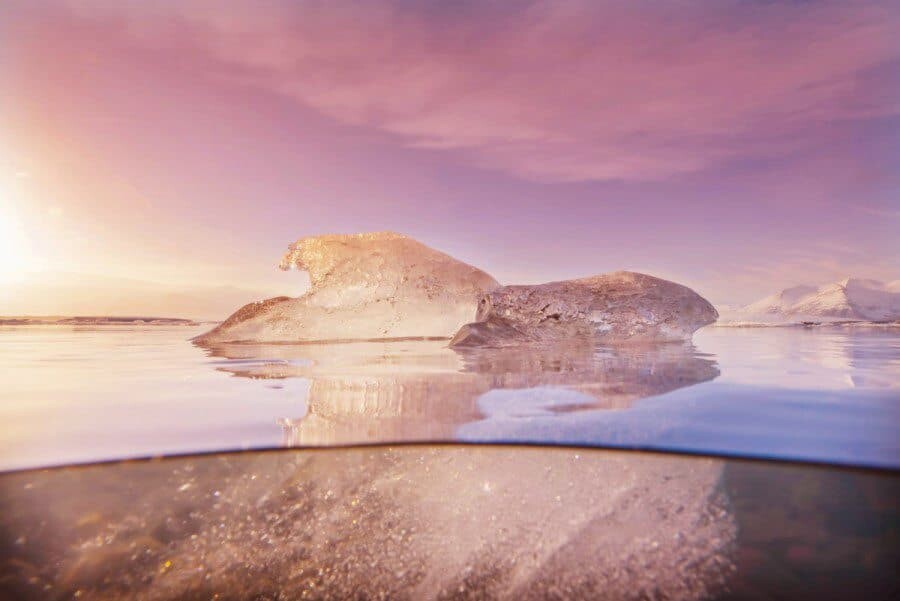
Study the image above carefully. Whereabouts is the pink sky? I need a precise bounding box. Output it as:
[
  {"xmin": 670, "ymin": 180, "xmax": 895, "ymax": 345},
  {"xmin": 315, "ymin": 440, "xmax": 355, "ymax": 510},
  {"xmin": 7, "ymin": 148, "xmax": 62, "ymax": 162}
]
[{"xmin": 2, "ymin": 0, "xmax": 899, "ymax": 311}]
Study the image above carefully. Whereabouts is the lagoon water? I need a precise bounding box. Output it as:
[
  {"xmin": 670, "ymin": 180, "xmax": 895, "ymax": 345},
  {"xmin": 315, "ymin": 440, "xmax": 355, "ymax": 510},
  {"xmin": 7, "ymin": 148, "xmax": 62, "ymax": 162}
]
[
  {"xmin": 3, "ymin": 444, "xmax": 897, "ymax": 600},
  {"xmin": 0, "ymin": 324, "xmax": 898, "ymax": 471},
  {"xmin": 1, "ymin": 324, "xmax": 898, "ymax": 600}
]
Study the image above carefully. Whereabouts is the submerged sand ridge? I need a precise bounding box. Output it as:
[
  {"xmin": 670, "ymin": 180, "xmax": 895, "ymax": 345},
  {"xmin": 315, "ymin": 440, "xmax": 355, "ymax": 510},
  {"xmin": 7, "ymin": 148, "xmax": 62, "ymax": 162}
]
[
  {"xmin": 196, "ymin": 232, "xmax": 717, "ymax": 345},
  {"xmin": 0, "ymin": 446, "xmax": 736, "ymax": 600}
]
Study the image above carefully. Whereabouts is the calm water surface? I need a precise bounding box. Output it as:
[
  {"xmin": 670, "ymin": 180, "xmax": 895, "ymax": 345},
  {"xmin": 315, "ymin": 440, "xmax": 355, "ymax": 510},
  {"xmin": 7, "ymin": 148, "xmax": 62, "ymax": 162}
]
[
  {"xmin": 0, "ymin": 325, "xmax": 898, "ymax": 471},
  {"xmin": 1, "ymin": 326, "xmax": 898, "ymax": 599}
]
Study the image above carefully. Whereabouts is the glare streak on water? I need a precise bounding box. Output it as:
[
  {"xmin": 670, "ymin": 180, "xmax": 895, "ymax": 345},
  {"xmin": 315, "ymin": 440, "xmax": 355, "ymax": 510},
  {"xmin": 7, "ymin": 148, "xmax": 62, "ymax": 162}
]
[{"xmin": 0, "ymin": 324, "xmax": 897, "ymax": 471}]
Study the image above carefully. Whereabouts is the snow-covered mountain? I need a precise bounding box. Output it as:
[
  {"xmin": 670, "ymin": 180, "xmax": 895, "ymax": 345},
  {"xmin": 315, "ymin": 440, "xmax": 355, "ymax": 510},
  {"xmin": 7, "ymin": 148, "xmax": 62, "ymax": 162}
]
[{"xmin": 720, "ymin": 278, "xmax": 900, "ymax": 324}]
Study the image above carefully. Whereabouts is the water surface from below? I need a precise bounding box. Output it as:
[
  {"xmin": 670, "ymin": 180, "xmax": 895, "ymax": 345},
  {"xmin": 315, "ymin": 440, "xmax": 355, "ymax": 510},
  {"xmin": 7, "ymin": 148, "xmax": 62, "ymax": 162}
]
[
  {"xmin": 0, "ymin": 445, "xmax": 895, "ymax": 600},
  {"xmin": 0, "ymin": 325, "xmax": 897, "ymax": 470}
]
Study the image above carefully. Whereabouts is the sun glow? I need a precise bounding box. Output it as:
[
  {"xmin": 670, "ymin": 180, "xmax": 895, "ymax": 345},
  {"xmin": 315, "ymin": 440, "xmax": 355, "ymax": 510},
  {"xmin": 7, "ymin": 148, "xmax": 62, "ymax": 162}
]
[{"xmin": 0, "ymin": 179, "xmax": 32, "ymax": 283}]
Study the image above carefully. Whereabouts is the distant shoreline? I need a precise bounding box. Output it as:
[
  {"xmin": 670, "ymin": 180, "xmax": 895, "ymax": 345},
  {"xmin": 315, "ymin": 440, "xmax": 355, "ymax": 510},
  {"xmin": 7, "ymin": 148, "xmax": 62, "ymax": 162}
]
[
  {"xmin": 0, "ymin": 316, "xmax": 206, "ymax": 326},
  {"xmin": 713, "ymin": 319, "xmax": 900, "ymax": 329}
]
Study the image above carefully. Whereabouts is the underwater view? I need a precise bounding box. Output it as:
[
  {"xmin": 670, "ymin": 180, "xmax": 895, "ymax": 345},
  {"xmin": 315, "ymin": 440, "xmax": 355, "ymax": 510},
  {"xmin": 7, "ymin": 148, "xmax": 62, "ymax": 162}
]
[{"xmin": 2, "ymin": 446, "xmax": 897, "ymax": 600}]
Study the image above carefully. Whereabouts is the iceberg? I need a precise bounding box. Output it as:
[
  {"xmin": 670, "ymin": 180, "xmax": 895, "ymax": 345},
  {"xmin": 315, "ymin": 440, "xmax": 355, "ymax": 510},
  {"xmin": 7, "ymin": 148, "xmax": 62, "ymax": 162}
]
[
  {"xmin": 197, "ymin": 235, "xmax": 717, "ymax": 346},
  {"xmin": 450, "ymin": 271, "xmax": 718, "ymax": 347},
  {"xmin": 195, "ymin": 232, "xmax": 499, "ymax": 344}
]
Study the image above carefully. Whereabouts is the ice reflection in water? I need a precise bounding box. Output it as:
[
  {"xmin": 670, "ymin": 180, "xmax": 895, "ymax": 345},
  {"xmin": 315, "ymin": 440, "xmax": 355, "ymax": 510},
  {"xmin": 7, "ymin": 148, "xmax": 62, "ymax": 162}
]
[
  {"xmin": 698, "ymin": 326, "xmax": 900, "ymax": 390},
  {"xmin": 1, "ymin": 325, "xmax": 897, "ymax": 470},
  {"xmin": 200, "ymin": 327, "xmax": 900, "ymax": 468},
  {"xmin": 202, "ymin": 340, "xmax": 718, "ymax": 447}
]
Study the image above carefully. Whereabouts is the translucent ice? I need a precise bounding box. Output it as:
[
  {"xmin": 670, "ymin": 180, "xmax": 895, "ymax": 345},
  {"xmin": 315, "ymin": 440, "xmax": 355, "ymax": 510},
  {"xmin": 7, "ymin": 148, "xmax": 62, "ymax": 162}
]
[{"xmin": 195, "ymin": 232, "xmax": 499, "ymax": 343}]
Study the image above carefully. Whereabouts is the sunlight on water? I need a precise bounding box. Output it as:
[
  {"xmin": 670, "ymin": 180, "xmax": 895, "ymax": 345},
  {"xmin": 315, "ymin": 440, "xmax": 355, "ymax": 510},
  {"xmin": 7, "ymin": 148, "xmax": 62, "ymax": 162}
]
[{"xmin": 0, "ymin": 324, "xmax": 898, "ymax": 470}]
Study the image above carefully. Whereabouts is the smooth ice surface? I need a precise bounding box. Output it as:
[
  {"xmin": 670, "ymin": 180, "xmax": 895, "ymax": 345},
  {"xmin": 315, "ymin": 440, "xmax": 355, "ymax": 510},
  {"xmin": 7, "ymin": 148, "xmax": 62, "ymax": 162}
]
[{"xmin": 0, "ymin": 324, "xmax": 898, "ymax": 470}]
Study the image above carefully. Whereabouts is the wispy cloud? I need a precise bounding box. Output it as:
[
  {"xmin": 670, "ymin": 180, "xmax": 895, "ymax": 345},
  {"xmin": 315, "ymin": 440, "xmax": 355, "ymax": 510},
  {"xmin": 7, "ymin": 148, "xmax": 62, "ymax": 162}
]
[
  {"xmin": 59, "ymin": 0, "xmax": 900, "ymax": 182},
  {"xmin": 856, "ymin": 205, "xmax": 900, "ymax": 218},
  {"xmin": 708, "ymin": 249, "xmax": 900, "ymax": 305}
]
